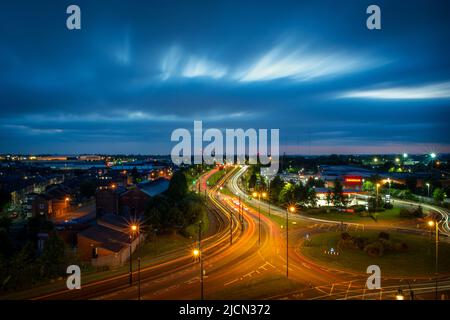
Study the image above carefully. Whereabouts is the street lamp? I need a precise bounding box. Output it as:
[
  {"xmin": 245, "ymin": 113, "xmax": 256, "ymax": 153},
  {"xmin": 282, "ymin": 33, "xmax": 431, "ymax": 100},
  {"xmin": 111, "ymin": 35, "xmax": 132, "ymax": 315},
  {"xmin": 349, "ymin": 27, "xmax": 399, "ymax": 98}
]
[
  {"xmin": 129, "ymin": 224, "xmax": 138, "ymax": 286},
  {"xmin": 286, "ymin": 205, "xmax": 295, "ymax": 278},
  {"xmin": 194, "ymin": 221, "xmax": 204, "ymax": 300},
  {"xmin": 395, "ymin": 289, "xmax": 405, "ymax": 300},
  {"xmin": 428, "ymin": 219, "xmax": 439, "ymax": 299},
  {"xmin": 252, "ymin": 191, "xmax": 262, "ymax": 246},
  {"xmin": 426, "ymin": 183, "xmax": 431, "ymax": 198},
  {"xmin": 129, "ymin": 224, "xmax": 141, "ymax": 300},
  {"xmin": 376, "ymin": 183, "xmax": 381, "ymax": 209}
]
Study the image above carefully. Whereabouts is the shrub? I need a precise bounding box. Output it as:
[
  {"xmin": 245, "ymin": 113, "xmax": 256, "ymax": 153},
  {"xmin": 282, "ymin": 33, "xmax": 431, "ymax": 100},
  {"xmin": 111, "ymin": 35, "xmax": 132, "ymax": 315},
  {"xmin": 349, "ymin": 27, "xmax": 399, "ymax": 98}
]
[
  {"xmin": 378, "ymin": 231, "xmax": 390, "ymax": 240},
  {"xmin": 384, "ymin": 203, "xmax": 393, "ymax": 209},
  {"xmin": 353, "ymin": 236, "xmax": 369, "ymax": 250},
  {"xmin": 364, "ymin": 241, "xmax": 385, "ymax": 257},
  {"xmin": 399, "ymin": 208, "xmax": 413, "ymax": 218}
]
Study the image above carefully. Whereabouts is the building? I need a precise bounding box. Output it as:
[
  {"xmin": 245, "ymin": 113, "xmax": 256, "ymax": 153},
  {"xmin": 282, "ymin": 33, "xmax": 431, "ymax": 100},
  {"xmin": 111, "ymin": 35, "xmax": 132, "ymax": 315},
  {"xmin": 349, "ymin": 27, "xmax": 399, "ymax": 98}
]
[
  {"xmin": 95, "ymin": 178, "xmax": 170, "ymax": 217},
  {"xmin": 77, "ymin": 223, "xmax": 142, "ymax": 267},
  {"xmin": 96, "ymin": 185, "xmax": 127, "ymax": 216}
]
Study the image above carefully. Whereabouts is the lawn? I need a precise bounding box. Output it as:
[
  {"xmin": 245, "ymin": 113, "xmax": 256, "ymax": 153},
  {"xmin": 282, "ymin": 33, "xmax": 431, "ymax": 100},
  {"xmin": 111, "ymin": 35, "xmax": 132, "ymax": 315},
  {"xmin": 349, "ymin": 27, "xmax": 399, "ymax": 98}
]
[
  {"xmin": 301, "ymin": 230, "xmax": 450, "ymax": 277},
  {"xmin": 302, "ymin": 207, "xmax": 409, "ymax": 223},
  {"xmin": 207, "ymin": 168, "xmax": 229, "ymax": 186}
]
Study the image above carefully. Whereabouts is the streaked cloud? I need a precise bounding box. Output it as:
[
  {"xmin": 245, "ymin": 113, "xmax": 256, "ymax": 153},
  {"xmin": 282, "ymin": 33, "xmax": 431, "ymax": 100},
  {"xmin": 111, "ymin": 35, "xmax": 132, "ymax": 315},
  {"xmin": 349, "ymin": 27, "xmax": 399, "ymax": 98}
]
[
  {"xmin": 160, "ymin": 46, "xmax": 226, "ymax": 80},
  {"xmin": 340, "ymin": 81, "xmax": 450, "ymax": 100},
  {"xmin": 182, "ymin": 57, "xmax": 227, "ymax": 79},
  {"xmin": 236, "ymin": 44, "xmax": 382, "ymax": 82},
  {"xmin": 160, "ymin": 42, "xmax": 382, "ymax": 83}
]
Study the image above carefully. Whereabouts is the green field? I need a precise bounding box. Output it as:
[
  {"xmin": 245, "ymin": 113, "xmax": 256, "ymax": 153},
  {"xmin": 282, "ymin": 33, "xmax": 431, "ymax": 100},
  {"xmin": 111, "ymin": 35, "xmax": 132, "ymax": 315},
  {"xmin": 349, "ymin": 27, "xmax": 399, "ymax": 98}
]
[
  {"xmin": 301, "ymin": 207, "xmax": 411, "ymax": 223},
  {"xmin": 207, "ymin": 168, "xmax": 228, "ymax": 186},
  {"xmin": 301, "ymin": 231, "xmax": 450, "ymax": 276}
]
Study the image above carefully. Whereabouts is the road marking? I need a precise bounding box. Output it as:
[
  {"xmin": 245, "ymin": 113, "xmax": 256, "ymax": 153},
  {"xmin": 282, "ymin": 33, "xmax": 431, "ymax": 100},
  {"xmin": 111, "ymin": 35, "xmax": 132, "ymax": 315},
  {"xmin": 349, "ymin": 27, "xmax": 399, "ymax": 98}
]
[
  {"xmin": 224, "ymin": 279, "xmax": 239, "ymax": 286},
  {"xmin": 329, "ymin": 283, "xmax": 335, "ymax": 296},
  {"xmin": 344, "ymin": 281, "xmax": 353, "ymax": 300}
]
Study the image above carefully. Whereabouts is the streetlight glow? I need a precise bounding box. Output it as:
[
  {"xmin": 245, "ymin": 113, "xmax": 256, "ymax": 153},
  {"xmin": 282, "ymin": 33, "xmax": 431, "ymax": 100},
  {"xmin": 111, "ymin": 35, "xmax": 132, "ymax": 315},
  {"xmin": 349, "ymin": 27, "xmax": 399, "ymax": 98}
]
[
  {"xmin": 289, "ymin": 206, "xmax": 295, "ymax": 213},
  {"xmin": 131, "ymin": 224, "xmax": 138, "ymax": 232},
  {"xmin": 193, "ymin": 249, "xmax": 200, "ymax": 257},
  {"xmin": 252, "ymin": 191, "xmax": 258, "ymax": 197},
  {"xmin": 428, "ymin": 220, "xmax": 435, "ymax": 227},
  {"xmin": 430, "ymin": 153, "xmax": 437, "ymax": 159}
]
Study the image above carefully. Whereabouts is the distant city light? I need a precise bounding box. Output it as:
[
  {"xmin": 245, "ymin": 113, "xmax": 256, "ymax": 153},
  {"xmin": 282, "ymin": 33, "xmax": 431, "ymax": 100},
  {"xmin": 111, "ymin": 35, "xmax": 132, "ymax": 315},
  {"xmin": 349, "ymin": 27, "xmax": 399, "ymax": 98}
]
[
  {"xmin": 403, "ymin": 153, "xmax": 408, "ymax": 158},
  {"xmin": 430, "ymin": 152, "xmax": 437, "ymax": 159}
]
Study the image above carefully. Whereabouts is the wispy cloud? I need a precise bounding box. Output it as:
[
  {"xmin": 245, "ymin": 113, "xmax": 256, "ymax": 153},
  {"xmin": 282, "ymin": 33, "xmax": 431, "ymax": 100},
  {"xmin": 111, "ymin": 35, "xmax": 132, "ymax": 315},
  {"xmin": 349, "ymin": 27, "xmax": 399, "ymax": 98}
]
[
  {"xmin": 339, "ymin": 81, "xmax": 450, "ymax": 100},
  {"xmin": 182, "ymin": 57, "xmax": 227, "ymax": 79},
  {"xmin": 236, "ymin": 44, "xmax": 382, "ymax": 82},
  {"xmin": 159, "ymin": 42, "xmax": 382, "ymax": 83},
  {"xmin": 160, "ymin": 46, "xmax": 226, "ymax": 80}
]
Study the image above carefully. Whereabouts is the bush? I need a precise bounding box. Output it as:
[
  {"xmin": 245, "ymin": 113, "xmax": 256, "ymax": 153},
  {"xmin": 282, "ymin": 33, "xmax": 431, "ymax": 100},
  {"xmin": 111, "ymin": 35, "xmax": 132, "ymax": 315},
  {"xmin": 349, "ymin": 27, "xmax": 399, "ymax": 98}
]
[
  {"xmin": 378, "ymin": 231, "xmax": 390, "ymax": 240},
  {"xmin": 399, "ymin": 208, "xmax": 413, "ymax": 218},
  {"xmin": 384, "ymin": 203, "xmax": 393, "ymax": 209},
  {"xmin": 353, "ymin": 236, "xmax": 369, "ymax": 250},
  {"xmin": 364, "ymin": 241, "xmax": 385, "ymax": 257}
]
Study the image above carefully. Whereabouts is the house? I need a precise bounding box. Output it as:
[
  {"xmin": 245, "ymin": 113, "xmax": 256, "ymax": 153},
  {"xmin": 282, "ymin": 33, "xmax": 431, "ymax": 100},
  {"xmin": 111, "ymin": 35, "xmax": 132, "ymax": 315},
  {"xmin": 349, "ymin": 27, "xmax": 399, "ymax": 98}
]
[
  {"xmin": 96, "ymin": 185, "xmax": 127, "ymax": 216},
  {"xmin": 95, "ymin": 178, "xmax": 170, "ymax": 217},
  {"xmin": 77, "ymin": 222, "xmax": 142, "ymax": 267}
]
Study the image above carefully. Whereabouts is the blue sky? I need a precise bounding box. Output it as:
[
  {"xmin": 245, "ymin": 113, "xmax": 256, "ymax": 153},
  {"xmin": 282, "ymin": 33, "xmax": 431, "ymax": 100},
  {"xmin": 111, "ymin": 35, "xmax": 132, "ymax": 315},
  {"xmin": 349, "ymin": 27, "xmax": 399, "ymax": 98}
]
[{"xmin": 0, "ymin": 0, "xmax": 449, "ymax": 155}]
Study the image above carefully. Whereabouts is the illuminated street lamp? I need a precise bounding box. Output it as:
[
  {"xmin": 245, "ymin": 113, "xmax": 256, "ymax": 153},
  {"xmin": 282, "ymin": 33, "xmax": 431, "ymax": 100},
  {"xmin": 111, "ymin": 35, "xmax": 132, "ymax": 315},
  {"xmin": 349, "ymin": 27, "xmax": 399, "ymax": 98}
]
[
  {"xmin": 252, "ymin": 192, "xmax": 262, "ymax": 245},
  {"xmin": 286, "ymin": 205, "xmax": 295, "ymax": 278},
  {"xmin": 129, "ymin": 224, "xmax": 141, "ymax": 300},
  {"xmin": 403, "ymin": 153, "xmax": 408, "ymax": 159},
  {"xmin": 396, "ymin": 289, "xmax": 405, "ymax": 300},
  {"xmin": 426, "ymin": 182, "xmax": 431, "ymax": 198},
  {"xmin": 430, "ymin": 152, "xmax": 437, "ymax": 159},
  {"xmin": 376, "ymin": 183, "xmax": 381, "ymax": 209},
  {"xmin": 194, "ymin": 221, "xmax": 204, "ymax": 300},
  {"xmin": 428, "ymin": 219, "xmax": 440, "ymax": 299}
]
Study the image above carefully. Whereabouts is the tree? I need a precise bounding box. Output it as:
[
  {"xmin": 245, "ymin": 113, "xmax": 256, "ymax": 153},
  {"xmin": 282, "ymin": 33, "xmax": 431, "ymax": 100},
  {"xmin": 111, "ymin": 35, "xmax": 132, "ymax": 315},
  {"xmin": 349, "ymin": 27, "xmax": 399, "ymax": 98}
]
[
  {"xmin": 39, "ymin": 234, "xmax": 66, "ymax": 278},
  {"xmin": 306, "ymin": 188, "xmax": 317, "ymax": 207},
  {"xmin": 433, "ymin": 188, "xmax": 446, "ymax": 203},
  {"xmin": 269, "ymin": 176, "xmax": 284, "ymax": 204},
  {"xmin": 332, "ymin": 180, "xmax": 347, "ymax": 208},
  {"xmin": 167, "ymin": 171, "xmax": 188, "ymax": 200},
  {"xmin": 279, "ymin": 183, "xmax": 295, "ymax": 205},
  {"xmin": 362, "ymin": 180, "xmax": 374, "ymax": 192},
  {"xmin": 248, "ymin": 172, "xmax": 257, "ymax": 189},
  {"xmin": 0, "ymin": 189, "xmax": 11, "ymax": 213},
  {"xmin": 326, "ymin": 190, "xmax": 332, "ymax": 206}
]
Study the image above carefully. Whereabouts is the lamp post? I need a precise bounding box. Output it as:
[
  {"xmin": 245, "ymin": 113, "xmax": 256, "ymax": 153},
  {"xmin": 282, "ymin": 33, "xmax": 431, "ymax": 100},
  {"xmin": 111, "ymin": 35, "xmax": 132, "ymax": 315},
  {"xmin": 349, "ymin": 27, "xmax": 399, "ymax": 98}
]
[
  {"xmin": 376, "ymin": 183, "xmax": 380, "ymax": 209},
  {"xmin": 396, "ymin": 289, "xmax": 404, "ymax": 300},
  {"xmin": 387, "ymin": 178, "xmax": 391, "ymax": 195},
  {"xmin": 268, "ymin": 179, "xmax": 272, "ymax": 216},
  {"xmin": 428, "ymin": 219, "xmax": 439, "ymax": 299},
  {"xmin": 253, "ymin": 191, "xmax": 261, "ymax": 245},
  {"xmin": 129, "ymin": 233, "xmax": 133, "ymax": 286},
  {"xmin": 286, "ymin": 205, "xmax": 295, "ymax": 278},
  {"xmin": 193, "ymin": 221, "xmax": 204, "ymax": 300},
  {"xmin": 130, "ymin": 224, "xmax": 140, "ymax": 299},
  {"xmin": 426, "ymin": 183, "xmax": 430, "ymax": 198},
  {"xmin": 131, "ymin": 224, "xmax": 141, "ymax": 300}
]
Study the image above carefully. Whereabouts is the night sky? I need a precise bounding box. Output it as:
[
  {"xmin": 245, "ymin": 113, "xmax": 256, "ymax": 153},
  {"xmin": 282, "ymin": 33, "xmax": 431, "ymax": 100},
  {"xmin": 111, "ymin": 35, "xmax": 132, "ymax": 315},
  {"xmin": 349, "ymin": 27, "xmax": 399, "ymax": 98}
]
[{"xmin": 0, "ymin": 0, "xmax": 449, "ymax": 155}]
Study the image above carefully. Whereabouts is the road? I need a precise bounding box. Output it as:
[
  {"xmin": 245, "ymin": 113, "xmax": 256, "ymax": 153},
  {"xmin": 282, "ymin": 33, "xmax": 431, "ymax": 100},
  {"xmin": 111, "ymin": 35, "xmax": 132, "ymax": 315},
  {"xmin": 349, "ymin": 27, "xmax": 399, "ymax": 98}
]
[{"xmin": 24, "ymin": 166, "xmax": 450, "ymax": 300}]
